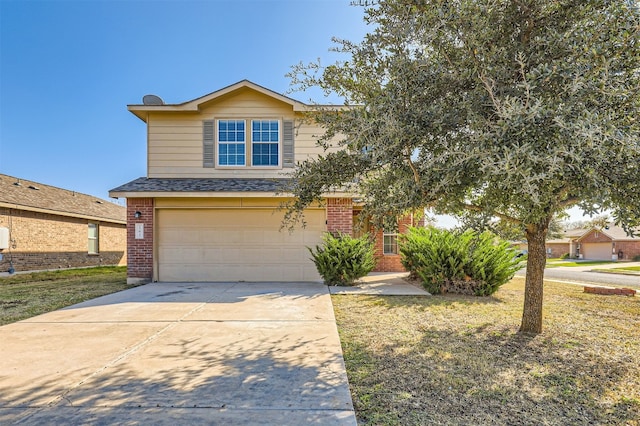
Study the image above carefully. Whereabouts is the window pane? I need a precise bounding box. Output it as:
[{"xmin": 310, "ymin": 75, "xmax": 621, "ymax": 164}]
[
  {"xmin": 88, "ymin": 224, "xmax": 97, "ymax": 238},
  {"xmin": 251, "ymin": 121, "xmax": 279, "ymax": 166},
  {"xmin": 88, "ymin": 224, "xmax": 98, "ymax": 253},
  {"xmin": 217, "ymin": 120, "xmax": 247, "ymax": 166},
  {"xmin": 383, "ymin": 234, "xmax": 398, "ymax": 255}
]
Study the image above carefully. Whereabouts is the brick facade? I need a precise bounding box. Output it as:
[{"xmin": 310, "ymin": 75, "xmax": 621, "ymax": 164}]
[
  {"xmin": 615, "ymin": 241, "xmax": 640, "ymax": 260},
  {"xmin": 372, "ymin": 214, "xmax": 417, "ymax": 272},
  {"xmin": 546, "ymin": 242, "xmax": 570, "ymax": 258},
  {"xmin": 579, "ymin": 230, "xmax": 613, "ymax": 243},
  {"xmin": 326, "ymin": 198, "xmax": 420, "ymax": 272},
  {"xmin": 0, "ymin": 207, "xmax": 126, "ymax": 272},
  {"xmin": 127, "ymin": 198, "xmax": 154, "ymax": 283},
  {"xmin": 326, "ymin": 198, "xmax": 353, "ymax": 235}
]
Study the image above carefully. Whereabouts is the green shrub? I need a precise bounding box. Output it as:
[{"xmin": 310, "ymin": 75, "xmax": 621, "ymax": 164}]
[
  {"xmin": 633, "ymin": 254, "xmax": 640, "ymax": 262},
  {"xmin": 308, "ymin": 232, "xmax": 376, "ymax": 286},
  {"xmin": 399, "ymin": 227, "xmax": 522, "ymax": 296},
  {"xmin": 560, "ymin": 252, "xmax": 570, "ymax": 259}
]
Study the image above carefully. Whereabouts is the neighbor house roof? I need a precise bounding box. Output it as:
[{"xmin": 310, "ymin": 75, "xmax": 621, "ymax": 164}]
[
  {"xmin": 109, "ymin": 177, "xmax": 292, "ymax": 198},
  {"xmin": 576, "ymin": 224, "xmax": 640, "ymax": 242},
  {"xmin": 546, "ymin": 228, "xmax": 589, "ymax": 244},
  {"xmin": 0, "ymin": 174, "xmax": 126, "ymax": 224}
]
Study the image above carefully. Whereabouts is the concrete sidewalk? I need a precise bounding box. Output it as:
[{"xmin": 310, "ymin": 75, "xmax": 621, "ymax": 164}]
[
  {"xmin": 0, "ymin": 282, "xmax": 356, "ymax": 425},
  {"xmin": 328, "ymin": 272, "xmax": 430, "ymax": 295}
]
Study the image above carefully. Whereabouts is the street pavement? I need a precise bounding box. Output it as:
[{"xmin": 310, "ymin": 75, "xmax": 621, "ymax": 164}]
[{"xmin": 517, "ymin": 261, "xmax": 640, "ymax": 290}]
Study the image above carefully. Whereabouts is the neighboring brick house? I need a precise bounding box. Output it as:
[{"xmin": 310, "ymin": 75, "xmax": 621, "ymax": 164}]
[
  {"xmin": 519, "ymin": 224, "xmax": 640, "ymax": 260},
  {"xmin": 0, "ymin": 174, "xmax": 126, "ymax": 273},
  {"xmin": 110, "ymin": 80, "xmax": 416, "ymax": 284},
  {"xmin": 575, "ymin": 224, "xmax": 640, "ymax": 260},
  {"xmin": 543, "ymin": 228, "xmax": 587, "ymax": 258}
]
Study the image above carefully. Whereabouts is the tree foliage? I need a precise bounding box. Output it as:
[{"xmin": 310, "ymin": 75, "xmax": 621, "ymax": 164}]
[{"xmin": 286, "ymin": 0, "xmax": 640, "ymax": 333}]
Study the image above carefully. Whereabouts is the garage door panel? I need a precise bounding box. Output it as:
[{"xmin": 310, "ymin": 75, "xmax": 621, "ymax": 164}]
[
  {"xmin": 582, "ymin": 242, "xmax": 613, "ymax": 260},
  {"xmin": 157, "ymin": 209, "xmax": 325, "ymax": 282}
]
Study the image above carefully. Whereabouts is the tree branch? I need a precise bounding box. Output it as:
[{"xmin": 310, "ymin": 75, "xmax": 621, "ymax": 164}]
[{"xmin": 463, "ymin": 204, "xmax": 523, "ymax": 225}]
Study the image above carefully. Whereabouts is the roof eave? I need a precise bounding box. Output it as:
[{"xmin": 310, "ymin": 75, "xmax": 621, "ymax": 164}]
[
  {"xmin": 109, "ymin": 190, "xmax": 355, "ymax": 199},
  {"xmin": 0, "ymin": 202, "xmax": 126, "ymax": 225}
]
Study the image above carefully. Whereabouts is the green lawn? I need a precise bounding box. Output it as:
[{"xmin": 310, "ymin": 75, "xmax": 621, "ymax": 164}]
[
  {"xmin": 614, "ymin": 266, "xmax": 640, "ymax": 272},
  {"xmin": 545, "ymin": 260, "xmax": 615, "ymax": 268},
  {"xmin": 333, "ymin": 278, "xmax": 640, "ymax": 425},
  {"xmin": 0, "ymin": 266, "xmax": 134, "ymax": 325},
  {"xmin": 591, "ymin": 265, "xmax": 640, "ymax": 275}
]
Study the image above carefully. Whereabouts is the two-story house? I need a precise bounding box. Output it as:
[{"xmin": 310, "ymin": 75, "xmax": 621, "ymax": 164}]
[{"xmin": 110, "ymin": 80, "xmax": 418, "ymax": 284}]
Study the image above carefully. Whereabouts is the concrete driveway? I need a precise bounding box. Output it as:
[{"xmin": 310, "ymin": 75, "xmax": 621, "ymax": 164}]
[{"xmin": 0, "ymin": 282, "xmax": 356, "ymax": 425}]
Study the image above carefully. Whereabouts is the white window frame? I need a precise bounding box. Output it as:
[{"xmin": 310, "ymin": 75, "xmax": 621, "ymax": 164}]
[
  {"xmin": 214, "ymin": 118, "xmax": 284, "ymax": 169},
  {"xmin": 383, "ymin": 217, "xmax": 399, "ymax": 255},
  {"xmin": 383, "ymin": 233, "xmax": 398, "ymax": 255},
  {"xmin": 251, "ymin": 119, "xmax": 281, "ymax": 167},
  {"xmin": 216, "ymin": 119, "xmax": 247, "ymax": 167},
  {"xmin": 88, "ymin": 223, "xmax": 99, "ymax": 254}
]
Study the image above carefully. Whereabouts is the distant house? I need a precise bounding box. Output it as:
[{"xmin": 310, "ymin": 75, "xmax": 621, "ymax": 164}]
[
  {"xmin": 518, "ymin": 224, "xmax": 640, "ymax": 260},
  {"xmin": 544, "ymin": 228, "xmax": 588, "ymax": 258},
  {"xmin": 0, "ymin": 174, "xmax": 126, "ymax": 273},
  {"xmin": 575, "ymin": 224, "xmax": 640, "ymax": 261}
]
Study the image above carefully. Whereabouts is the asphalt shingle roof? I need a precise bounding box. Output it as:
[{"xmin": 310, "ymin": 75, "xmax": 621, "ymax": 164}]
[
  {"xmin": 0, "ymin": 174, "xmax": 125, "ymax": 223},
  {"xmin": 109, "ymin": 177, "xmax": 292, "ymax": 194}
]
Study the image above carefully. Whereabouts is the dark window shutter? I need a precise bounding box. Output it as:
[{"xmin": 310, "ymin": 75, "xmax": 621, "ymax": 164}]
[
  {"xmin": 203, "ymin": 120, "xmax": 215, "ymax": 168},
  {"xmin": 282, "ymin": 120, "xmax": 295, "ymax": 168}
]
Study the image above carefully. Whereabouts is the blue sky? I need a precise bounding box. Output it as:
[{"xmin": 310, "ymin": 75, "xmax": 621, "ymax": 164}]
[
  {"xmin": 0, "ymin": 0, "xmax": 591, "ymax": 226},
  {"xmin": 0, "ymin": 0, "xmax": 368, "ymax": 201}
]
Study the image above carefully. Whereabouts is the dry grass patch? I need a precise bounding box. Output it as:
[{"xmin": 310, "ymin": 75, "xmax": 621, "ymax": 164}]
[
  {"xmin": 332, "ymin": 278, "xmax": 640, "ymax": 425},
  {"xmin": 0, "ymin": 266, "xmax": 133, "ymax": 325}
]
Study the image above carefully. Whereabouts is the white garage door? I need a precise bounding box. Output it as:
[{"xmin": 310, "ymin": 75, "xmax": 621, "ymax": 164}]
[
  {"xmin": 581, "ymin": 242, "xmax": 613, "ymax": 260},
  {"xmin": 157, "ymin": 208, "xmax": 325, "ymax": 282}
]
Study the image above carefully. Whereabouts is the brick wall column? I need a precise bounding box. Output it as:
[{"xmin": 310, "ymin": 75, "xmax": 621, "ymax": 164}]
[
  {"xmin": 326, "ymin": 198, "xmax": 353, "ymax": 235},
  {"xmin": 127, "ymin": 198, "xmax": 154, "ymax": 284}
]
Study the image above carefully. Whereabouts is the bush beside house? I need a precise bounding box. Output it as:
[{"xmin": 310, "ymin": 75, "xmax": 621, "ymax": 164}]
[
  {"xmin": 400, "ymin": 227, "xmax": 522, "ymax": 296},
  {"xmin": 308, "ymin": 232, "xmax": 376, "ymax": 286}
]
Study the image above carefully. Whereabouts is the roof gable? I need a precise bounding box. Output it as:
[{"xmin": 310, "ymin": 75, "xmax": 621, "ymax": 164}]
[
  {"xmin": 128, "ymin": 80, "xmax": 310, "ymax": 122},
  {"xmin": 0, "ymin": 174, "xmax": 125, "ymax": 223},
  {"xmin": 576, "ymin": 224, "xmax": 640, "ymax": 242}
]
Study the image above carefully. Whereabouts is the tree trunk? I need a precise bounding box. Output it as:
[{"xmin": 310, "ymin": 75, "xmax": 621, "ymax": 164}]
[{"xmin": 519, "ymin": 222, "xmax": 549, "ymax": 334}]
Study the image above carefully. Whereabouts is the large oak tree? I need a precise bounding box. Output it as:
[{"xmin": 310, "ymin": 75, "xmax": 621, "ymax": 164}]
[{"xmin": 286, "ymin": 0, "xmax": 640, "ymax": 333}]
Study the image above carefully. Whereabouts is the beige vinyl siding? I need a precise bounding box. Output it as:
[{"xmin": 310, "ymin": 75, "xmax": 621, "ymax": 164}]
[{"xmin": 147, "ymin": 88, "xmax": 341, "ymax": 178}]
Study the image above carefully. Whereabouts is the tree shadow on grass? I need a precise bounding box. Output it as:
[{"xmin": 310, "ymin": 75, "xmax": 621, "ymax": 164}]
[{"xmin": 339, "ymin": 316, "xmax": 639, "ymax": 425}]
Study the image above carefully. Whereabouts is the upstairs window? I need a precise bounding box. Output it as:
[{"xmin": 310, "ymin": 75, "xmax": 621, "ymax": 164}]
[
  {"xmin": 218, "ymin": 120, "xmax": 246, "ymax": 166},
  {"xmin": 205, "ymin": 118, "xmax": 293, "ymax": 169},
  {"xmin": 252, "ymin": 120, "xmax": 279, "ymax": 166}
]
